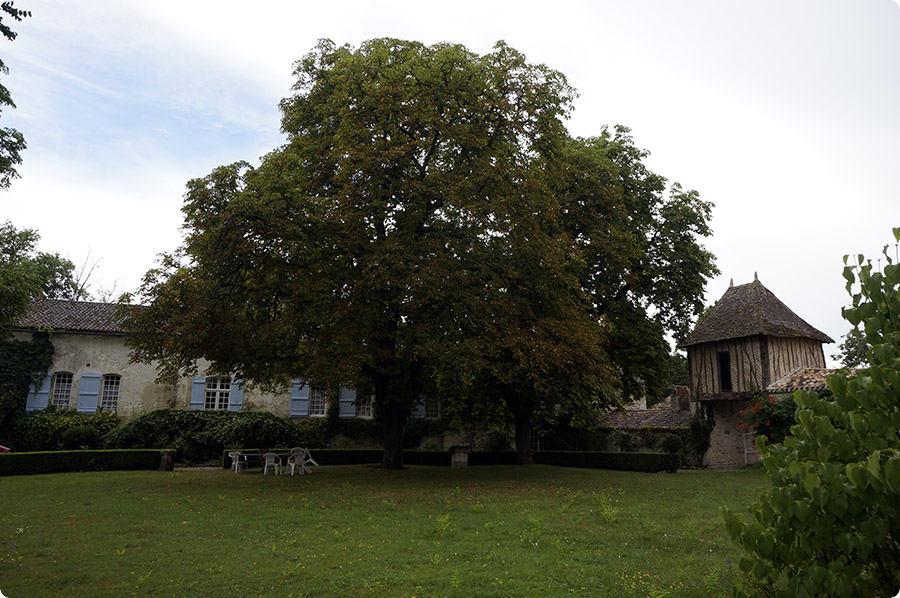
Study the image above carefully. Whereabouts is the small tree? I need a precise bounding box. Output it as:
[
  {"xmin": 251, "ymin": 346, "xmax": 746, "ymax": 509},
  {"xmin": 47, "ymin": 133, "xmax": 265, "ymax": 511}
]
[
  {"xmin": 721, "ymin": 228, "xmax": 900, "ymax": 598},
  {"xmin": 831, "ymin": 326, "xmax": 868, "ymax": 368}
]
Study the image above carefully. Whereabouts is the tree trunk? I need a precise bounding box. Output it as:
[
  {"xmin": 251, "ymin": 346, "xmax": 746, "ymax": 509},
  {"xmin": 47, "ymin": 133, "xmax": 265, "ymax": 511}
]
[
  {"xmin": 380, "ymin": 400, "xmax": 405, "ymax": 470},
  {"xmin": 513, "ymin": 407, "xmax": 534, "ymax": 465}
]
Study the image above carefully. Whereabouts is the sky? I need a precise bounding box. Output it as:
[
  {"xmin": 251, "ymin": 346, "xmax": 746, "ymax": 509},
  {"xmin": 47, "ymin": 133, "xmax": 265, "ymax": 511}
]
[{"xmin": 2, "ymin": 0, "xmax": 899, "ymax": 365}]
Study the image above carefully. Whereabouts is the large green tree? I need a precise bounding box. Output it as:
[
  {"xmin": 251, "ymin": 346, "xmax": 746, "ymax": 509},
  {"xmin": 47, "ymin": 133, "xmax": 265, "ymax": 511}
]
[
  {"xmin": 0, "ymin": 1, "xmax": 29, "ymax": 189},
  {"xmin": 0, "ymin": 220, "xmax": 83, "ymax": 336},
  {"xmin": 123, "ymin": 39, "xmax": 716, "ymax": 469},
  {"xmin": 447, "ymin": 130, "xmax": 717, "ymax": 463}
]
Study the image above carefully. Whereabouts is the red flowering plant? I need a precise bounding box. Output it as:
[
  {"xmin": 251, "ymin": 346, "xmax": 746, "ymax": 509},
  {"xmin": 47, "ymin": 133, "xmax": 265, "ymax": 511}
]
[{"xmin": 736, "ymin": 392, "xmax": 796, "ymax": 444}]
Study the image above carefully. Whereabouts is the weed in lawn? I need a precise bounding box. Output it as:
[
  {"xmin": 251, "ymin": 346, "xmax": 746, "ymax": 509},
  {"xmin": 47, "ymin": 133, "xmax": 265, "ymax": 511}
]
[
  {"xmin": 434, "ymin": 513, "xmax": 453, "ymax": 536},
  {"xmin": 681, "ymin": 520, "xmax": 699, "ymax": 542},
  {"xmin": 592, "ymin": 488, "xmax": 619, "ymax": 523},
  {"xmin": 520, "ymin": 515, "xmax": 544, "ymax": 546}
]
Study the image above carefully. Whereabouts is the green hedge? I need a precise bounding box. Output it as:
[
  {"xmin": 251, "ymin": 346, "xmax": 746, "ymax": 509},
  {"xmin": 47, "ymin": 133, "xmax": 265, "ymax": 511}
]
[
  {"xmin": 534, "ymin": 451, "xmax": 679, "ymax": 472},
  {"xmin": 221, "ymin": 449, "xmax": 677, "ymax": 471},
  {"xmin": 14, "ymin": 409, "xmax": 121, "ymax": 451},
  {"xmin": 105, "ymin": 409, "xmax": 304, "ymax": 463},
  {"xmin": 0, "ymin": 449, "xmax": 173, "ymax": 476}
]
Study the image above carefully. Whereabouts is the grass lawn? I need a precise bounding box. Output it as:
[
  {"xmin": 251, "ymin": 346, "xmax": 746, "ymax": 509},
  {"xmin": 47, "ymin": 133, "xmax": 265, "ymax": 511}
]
[{"xmin": 0, "ymin": 464, "xmax": 764, "ymax": 597}]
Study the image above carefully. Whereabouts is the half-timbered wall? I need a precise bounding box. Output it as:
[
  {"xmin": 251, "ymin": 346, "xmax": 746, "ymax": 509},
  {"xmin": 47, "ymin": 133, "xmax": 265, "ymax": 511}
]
[
  {"xmin": 689, "ymin": 337, "xmax": 763, "ymax": 396},
  {"xmin": 765, "ymin": 336, "xmax": 826, "ymax": 383}
]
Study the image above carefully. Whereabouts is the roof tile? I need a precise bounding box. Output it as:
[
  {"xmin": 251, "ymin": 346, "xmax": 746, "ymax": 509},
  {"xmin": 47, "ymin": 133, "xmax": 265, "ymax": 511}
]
[
  {"xmin": 15, "ymin": 298, "xmax": 126, "ymax": 334},
  {"xmin": 683, "ymin": 279, "xmax": 833, "ymax": 346}
]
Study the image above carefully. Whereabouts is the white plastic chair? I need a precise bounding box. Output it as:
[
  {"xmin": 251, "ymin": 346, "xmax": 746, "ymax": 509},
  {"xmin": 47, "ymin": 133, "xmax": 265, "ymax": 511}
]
[
  {"xmin": 263, "ymin": 452, "xmax": 281, "ymax": 476},
  {"xmin": 288, "ymin": 448, "xmax": 318, "ymax": 475},
  {"xmin": 228, "ymin": 451, "xmax": 245, "ymax": 473}
]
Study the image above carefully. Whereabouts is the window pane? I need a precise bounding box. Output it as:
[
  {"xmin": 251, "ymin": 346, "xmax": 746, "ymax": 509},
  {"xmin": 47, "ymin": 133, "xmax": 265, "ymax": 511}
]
[
  {"xmin": 100, "ymin": 375, "xmax": 121, "ymax": 412},
  {"xmin": 51, "ymin": 372, "xmax": 73, "ymax": 409},
  {"xmin": 205, "ymin": 376, "xmax": 231, "ymax": 410},
  {"xmin": 309, "ymin": 386, "xmax": 327, "ymax": 416}
]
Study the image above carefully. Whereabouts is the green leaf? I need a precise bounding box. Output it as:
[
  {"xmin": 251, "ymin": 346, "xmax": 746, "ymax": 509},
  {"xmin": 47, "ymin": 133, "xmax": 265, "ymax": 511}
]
[{"xmin": 846, "ymin": 463, "xmax": 868, "ymax": 491}]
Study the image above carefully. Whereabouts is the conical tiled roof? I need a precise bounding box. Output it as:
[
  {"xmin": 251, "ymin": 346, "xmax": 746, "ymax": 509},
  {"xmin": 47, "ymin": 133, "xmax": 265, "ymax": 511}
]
[
  {"xmin": 14, "ymin": 298, "xmax": 126, "ymax": 335},
  {"xmin": 683, "ymin": 278, "xmax": 833, "ymax": 346}
]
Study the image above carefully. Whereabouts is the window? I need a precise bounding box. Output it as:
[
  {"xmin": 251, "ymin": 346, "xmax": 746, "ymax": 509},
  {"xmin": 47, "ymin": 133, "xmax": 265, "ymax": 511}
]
[
  {"xmin": 355, "ymin": 395, "xmax": 373, "ymax": 418},
  {"xmin": 529, "ymin": 428, "xmax": 547, "ymax": 452},
  {"xmin": 51, "ymin": 372, "xmax": 73, "ymax": 409},
  {"xmin": 424, "ymin": 395, "xmax": 441, "ymax": 419},
  {"xmin": 308, "ymin": 385, "xmax": 328, "ymax": 417},
  {"xmin": 718, "ymin": 352, "xmax": 733, "ymax": 392},
  {"xmin": 204, "ymin": 377, "xmax": 231, "ymax": 410},
  {"xmin": 99, "ymin": 375, "xmax": 121, "ymax": 412}
]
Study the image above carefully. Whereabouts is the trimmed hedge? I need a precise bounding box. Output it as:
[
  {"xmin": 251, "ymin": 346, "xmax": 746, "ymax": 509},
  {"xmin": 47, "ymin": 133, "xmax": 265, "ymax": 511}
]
[
  {"xmin": 0, "ymin": 449, "xmax": 174, "ymax": 476},
  {"xmin": 534, "ymin": 451, "xmax": 679, "ymax": 473},
  {"xmin": 221, "ymin": 449, "xmax": 677, "ymax": 472}
]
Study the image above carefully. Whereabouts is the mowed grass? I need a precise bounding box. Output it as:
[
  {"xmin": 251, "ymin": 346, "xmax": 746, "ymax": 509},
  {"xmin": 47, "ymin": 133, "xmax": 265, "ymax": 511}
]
[{"xmin": 0, "ymin": 464, "xmax": 764, "ymax": 597}]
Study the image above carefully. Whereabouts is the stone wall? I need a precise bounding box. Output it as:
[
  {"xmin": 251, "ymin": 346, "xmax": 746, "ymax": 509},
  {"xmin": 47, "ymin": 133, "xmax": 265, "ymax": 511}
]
[
  {"xmin": 704, "ymin": 399, "xmax": 759, "ymax": 468},
  {"xmin": 13, "ymin": 331, "xmax": 294, "ymax": 418}
]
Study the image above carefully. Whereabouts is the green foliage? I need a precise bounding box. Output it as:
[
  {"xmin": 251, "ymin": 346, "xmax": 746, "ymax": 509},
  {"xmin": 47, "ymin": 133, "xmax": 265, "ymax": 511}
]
[
  {"xmin": 0, "ymin": 221, "xmax": 85, "ymax": 335},
  {"xmin": 14, "ymin": 408, "xmax": 119, "ymax": 451},
  {"xmin": 607, "ymin": 429, "xmax": 633, "ymax": 452},
  {"xmin": 60, "ymin": 425, "xmax": 101, "ymax": 449},
  {"xmin": 687, "ymin": 404, "xmax": 715, "ymax": 465},
  {"xmin": 0, "ymin": 331, "xmax": 52, "ymax": 444},
  {"xmin": 0, "ymin": 449, "xmax": 169, "ymax": 476},
  {"xmin": 737, "ymin": 392, "xmax": 797, "ymax": 445},
  {"xmin": 105, "ymin": 409, "xmax": 303, "ymax": 463},
  {"xmin": 660, "ymin": 433, "xmax": 683, "ymax": 454},
  {"xmin": 831, "ymin": 326, "xmax": 869, "ymax": 368},
  {"xmin": 0, "ymin": 2, "xmax": 29, "ymax": 189},
  {"xmin": 122, "ymin": 38, "xmax": 717, "ymax": 470},
  {"xmin": 722, "ymin": 229, "xmax": 900, "ymax": 598}
]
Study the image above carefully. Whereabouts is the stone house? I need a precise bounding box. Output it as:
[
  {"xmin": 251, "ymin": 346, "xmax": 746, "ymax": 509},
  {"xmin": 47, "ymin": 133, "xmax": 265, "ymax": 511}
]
[
  {"xmin": 12, "ymin": 298, "xmax": 393, "ymax": 420},
  {"xmin": 681, "ymin": 276, "xmax": 833, "ymax": 468}
]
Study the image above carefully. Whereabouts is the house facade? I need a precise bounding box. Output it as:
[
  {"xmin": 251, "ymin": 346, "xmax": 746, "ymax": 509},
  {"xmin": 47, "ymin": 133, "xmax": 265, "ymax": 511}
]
[
  {"xmin": 13, "ymin": 298, "xmax": 385, "ymax": 420},
  {"xmin": 682, "ymin": 276, "xmax": 833, "ymax": 467}
]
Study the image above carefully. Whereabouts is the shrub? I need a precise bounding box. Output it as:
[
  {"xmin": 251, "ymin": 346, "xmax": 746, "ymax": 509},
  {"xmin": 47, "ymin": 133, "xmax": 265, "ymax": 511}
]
[
  {"xmin": 722, "ymin": 234, "xmax": 900, "ymax": 597},
  {"xmin": 14, "ymin": 409, "xmax": 120, "ymax": 452},
  {"xmin": 607, "ymin": 429, "xmax": 632, "ymax": 452},
  {"xmin": 737, "ymin": 392, "xmax": 796, "ymax": 444},
  {"xmin": 61, "ymin": 425, "xmax": 100, "ymax": 450},
  {"xmin": 659, "ymin": 433, "xmax": 683, "ymax": 454},
  {"xmin": 105, "ymin": 409, "xmax": 302, "ymax": 463}
]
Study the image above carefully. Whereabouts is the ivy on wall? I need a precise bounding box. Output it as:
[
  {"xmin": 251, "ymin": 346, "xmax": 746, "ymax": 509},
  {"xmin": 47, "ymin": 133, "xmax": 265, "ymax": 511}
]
[{"xmin": 0, "ymin": 331, "xmax": 54, "ymax": 445}]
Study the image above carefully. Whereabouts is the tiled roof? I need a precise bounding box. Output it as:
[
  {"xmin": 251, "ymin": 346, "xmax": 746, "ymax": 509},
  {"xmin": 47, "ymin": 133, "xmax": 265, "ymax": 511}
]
[
  {"xmin": 598, "ymin": 409, "xmax": 691, "ymax": 430},
  {"xmin": 766, "ymin": 367, "xmax": 858, "ymax": 393},
  {"xmin": 683, "ymin": 278, "xmax": 833, "ymax": 346},
  {"xmin": 14, "ymin": 298, "xmax": 127, "ymax": 335}
]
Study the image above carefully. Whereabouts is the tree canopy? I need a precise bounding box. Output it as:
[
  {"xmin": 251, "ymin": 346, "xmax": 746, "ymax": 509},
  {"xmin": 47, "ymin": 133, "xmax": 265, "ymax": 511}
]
[
  {"xmin": 831, "ymin": 326, "xmax": 868, "ymax": 368},
  {"xmin": 123, "ymin": 39, "xmax": 717, "ymax": 468},
  {"xmin": 0, "ymin": 1, "xmax": 29, "ymax": 189},
  {"xmin": 0, "ymin": 220, "xmax": 83, "ymax": 337}
]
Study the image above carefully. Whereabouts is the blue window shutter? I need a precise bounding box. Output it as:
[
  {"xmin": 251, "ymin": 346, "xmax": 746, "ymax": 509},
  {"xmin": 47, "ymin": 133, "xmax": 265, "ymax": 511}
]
[
  {"xmin": 338, "ymin": 387, "xmax": 356, "ymax": 419},
  {"xmin": 76, "ymin": 373, "xmax": 101, "ymax": 414},
  {"xmin": 26, "ymin": 373, "xmax": 52, "ymax": 412},
  {"xmin": 228, "ymin": 379, "xmax": 244, "ymax": 412},
  {"xmin": 413, "ymin": 397, "xmax": 426, "ymax": 419},
  {"xmin": 289, "ymin": 380, "xmax": 309, "ymax": 418},
  {"xmin": 190, "ymin": 377, "xmax": 206, "ymax": 410}
]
